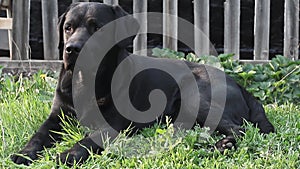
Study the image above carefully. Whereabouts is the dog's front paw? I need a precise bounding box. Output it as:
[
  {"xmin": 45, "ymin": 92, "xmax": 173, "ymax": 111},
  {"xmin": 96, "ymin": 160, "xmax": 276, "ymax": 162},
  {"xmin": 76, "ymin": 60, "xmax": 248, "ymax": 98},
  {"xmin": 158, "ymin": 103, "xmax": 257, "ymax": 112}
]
[
  {"xmin": 215, "ymin": 136, "xmax": 237, "ymax": 153},
  {"xmin": 57, "ymin": 145, "xmax": 89, "ymax": 166},
  {"xmin": 11, "ymin": 150, "xmax": 39, "ymax": 165}
]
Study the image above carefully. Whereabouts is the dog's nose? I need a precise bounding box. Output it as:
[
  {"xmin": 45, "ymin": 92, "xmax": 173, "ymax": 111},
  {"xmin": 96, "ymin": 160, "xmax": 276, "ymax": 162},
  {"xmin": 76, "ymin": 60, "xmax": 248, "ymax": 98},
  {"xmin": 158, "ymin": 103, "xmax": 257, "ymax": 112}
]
[{"xmin": 65, "ymin": 43, "xmax": 83, "ymax": 54}]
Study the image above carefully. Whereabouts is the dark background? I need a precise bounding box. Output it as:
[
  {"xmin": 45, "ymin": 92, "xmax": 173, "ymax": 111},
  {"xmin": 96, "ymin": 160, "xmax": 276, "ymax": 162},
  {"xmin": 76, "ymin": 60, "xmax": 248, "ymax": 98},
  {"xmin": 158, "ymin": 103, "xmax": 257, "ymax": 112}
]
[{"xmin": 0, "ymin": 0, "xmax": 289, "ymax": 59}]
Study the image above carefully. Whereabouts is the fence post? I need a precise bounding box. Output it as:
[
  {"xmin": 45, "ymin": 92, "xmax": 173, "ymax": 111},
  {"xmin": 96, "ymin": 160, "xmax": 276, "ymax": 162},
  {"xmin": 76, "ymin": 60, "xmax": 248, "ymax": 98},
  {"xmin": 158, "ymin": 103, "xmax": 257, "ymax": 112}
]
[
  {"xmin": 41, "ymin": 0, "xmax": 59, "ymax": 60},
  {"xmin": 284, "ymin": 0, "xmax": 299, "ymax": 60},
  {"xmin": 254, "ymin": 0, "xmax": 270, "ymax": 60},
  {"xmin": 163, "ymin": 0, "xmax": 178, "ymax": 51},
  {"xmin": 224, "ymin": 0, "xmax": 240, "ymax": 59},
  {"xmin": 133, "ymin": 0, "xmax": 147, "ymax": 56},
  {"xmin": 194, "ymin": 0, "xmax": 210, "ymax": 57},
  {"xmin": 103, "ymin": 0, "xmax": 119, "ymax": 5},
  {"xmin": 0, "ymin": 0, "xmax": 12, "ymax": 59},
  {"xmin": 11, "ymin": 0, "xmax": 30, "ymax": 60}
]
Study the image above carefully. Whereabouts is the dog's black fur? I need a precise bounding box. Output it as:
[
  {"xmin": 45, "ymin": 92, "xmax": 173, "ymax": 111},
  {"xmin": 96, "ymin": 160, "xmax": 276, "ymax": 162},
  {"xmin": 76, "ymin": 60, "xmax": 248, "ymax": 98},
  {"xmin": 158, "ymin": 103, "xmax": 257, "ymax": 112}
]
[{"xmin": 11, "ymin": 2, "xmax": 274, "ymax": 166}]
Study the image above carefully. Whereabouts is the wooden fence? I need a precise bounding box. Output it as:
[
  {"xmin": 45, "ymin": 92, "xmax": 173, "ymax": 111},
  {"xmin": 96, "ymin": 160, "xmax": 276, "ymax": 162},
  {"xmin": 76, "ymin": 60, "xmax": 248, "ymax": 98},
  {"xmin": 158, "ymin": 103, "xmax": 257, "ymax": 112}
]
[{"xmin": 0, "ymin": 0, "xmax": 299, "ymax": 72}]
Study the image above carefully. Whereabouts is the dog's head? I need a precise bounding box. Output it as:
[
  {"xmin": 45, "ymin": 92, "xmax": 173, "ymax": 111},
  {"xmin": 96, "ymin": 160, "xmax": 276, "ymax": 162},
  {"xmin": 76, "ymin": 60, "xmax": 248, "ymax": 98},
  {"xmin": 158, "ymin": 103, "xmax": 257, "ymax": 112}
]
[{"xmin": 58, "ymin": 2, "xmax": 139, "ymax": 70}]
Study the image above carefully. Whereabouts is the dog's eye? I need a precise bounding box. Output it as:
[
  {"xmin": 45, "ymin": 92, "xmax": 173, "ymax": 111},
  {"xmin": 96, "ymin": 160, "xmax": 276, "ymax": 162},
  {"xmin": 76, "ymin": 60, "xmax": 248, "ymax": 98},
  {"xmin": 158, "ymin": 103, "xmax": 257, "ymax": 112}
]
[{"xmin": 65, "ymin": 25, "xmax": 73, "ymax": 33}]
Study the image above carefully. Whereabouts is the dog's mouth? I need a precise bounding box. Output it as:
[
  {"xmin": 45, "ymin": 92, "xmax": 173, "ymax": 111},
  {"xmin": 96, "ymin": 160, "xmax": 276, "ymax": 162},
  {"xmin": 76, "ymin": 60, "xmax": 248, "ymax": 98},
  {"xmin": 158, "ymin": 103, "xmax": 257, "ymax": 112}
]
[{"xmin": 64, "ymin": 53, "xmax": 78, "ymax": 71}]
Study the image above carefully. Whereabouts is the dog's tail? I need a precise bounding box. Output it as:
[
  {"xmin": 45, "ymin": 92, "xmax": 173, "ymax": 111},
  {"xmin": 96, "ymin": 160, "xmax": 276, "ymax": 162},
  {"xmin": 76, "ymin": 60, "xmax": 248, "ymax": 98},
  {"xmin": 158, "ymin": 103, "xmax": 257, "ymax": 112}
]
[{"xmin": 240, "ymin": 86, "xmax": 275, "ymax": 133}]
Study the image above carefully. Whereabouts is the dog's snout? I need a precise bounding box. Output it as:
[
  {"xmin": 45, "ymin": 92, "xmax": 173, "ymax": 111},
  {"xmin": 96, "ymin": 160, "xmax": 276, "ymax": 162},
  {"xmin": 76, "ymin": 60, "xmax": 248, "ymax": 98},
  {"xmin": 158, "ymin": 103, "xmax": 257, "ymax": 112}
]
[{"xmin": 65, "ymin": 43, "xmax": 83, "ymax": 54}]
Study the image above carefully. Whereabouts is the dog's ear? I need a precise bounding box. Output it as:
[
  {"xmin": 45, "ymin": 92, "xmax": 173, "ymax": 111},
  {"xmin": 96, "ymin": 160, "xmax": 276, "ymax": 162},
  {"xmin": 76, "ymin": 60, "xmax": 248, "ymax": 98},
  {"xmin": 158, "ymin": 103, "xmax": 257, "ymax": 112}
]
[
  {"xmin": 58, "ymin": 12, "xmax": 67, "ymax": 60},
  {"xmin": 57, "ymin": 3, "xmax": 80, "ymax": 60},
  {"xmin": 112, "ymin": 5, "xmax": 140, "ymax": 48}
]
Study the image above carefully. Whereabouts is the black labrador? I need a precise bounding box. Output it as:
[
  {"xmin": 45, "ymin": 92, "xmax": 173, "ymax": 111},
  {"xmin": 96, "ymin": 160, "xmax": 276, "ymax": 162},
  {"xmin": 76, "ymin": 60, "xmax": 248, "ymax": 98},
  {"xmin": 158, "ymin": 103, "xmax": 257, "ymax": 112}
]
[{"xmin": 11, "ymin": 2, "xmax": 274, "ymax": 166}]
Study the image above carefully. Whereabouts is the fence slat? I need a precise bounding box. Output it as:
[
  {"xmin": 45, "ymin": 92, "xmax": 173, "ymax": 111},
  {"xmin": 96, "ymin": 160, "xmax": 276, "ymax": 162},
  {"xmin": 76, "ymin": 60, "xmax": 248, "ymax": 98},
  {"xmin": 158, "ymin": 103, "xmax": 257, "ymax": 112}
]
[
  {"xmin": 163, "ymin": 0, "xmax": 178, "ymax": 51},
  {"xmin": 133, "ymin": 0, "xmax": 147, "ymax": 56},
  {"xmin": 254, "ymin": 0, "xmax": 270, "ymax": 60},
  {"xmin": 41, "ymin": 0, "xmax": 59, "ymax": 60},
  {"xmin": 284, "ymin": 0, "xmax": 299, "ymax": 60},
  {"xmin": 194, "ymin": 0, "xmax": 209, "ymax": 56},
  {"xmin": 11, "ymin": 0, "xmax": 30, "ymax": 60},
  {"xmin": 224, "ymin": 0, "xmax": 240, "ymax": 59},
  {"xmin": 103, "ymin": 0, "xmax": 119, "ymax": 5},
  {"xmin": 7, "ymin": 6, "xmax": 12, "ymax": 59}
]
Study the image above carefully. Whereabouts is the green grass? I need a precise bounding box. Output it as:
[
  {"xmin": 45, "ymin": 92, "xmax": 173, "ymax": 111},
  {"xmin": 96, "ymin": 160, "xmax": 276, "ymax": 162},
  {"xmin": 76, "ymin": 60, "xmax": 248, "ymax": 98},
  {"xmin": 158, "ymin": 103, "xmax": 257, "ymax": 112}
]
[{"xmin": 0, "ymin": 72, "xmax": 299, "ymax": 169}]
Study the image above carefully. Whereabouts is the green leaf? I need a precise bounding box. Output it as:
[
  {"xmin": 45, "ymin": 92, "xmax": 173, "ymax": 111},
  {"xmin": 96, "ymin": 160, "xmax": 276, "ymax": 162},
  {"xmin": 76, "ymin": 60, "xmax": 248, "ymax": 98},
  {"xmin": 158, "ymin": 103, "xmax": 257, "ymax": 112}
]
[
  {"xmin": 254, "ymin": 90, "xmax": 266, "ymax": 101},
  {"xmin": 156, "ymin": 128, "xmax": 166, "ymax": 135},
  {"xmin": 233, "ymin": 65, "xmax": 243, "ymax": 73},
  {"xmin": 253, "ymin": 74, "xmax": 268, "ymax": 82},
  {"xmin": 152, "ymin": 47, "xmax": 163, "ymax": 57},
  {"xmin": 218, "ymin": 53, "xmax": 235, "ymax": 62},
  {"xmin": 248, "ymin": 70, "xmax": 256, "ymax": 75},
  {"xmin": 259, "ymin": 82, "xmax": 272, "ymax": 90}
]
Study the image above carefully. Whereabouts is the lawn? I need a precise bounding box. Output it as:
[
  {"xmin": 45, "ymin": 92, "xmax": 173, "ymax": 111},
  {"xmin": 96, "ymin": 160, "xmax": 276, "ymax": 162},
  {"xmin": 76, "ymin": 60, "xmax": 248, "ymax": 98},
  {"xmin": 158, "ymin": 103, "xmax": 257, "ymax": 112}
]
[{"xmin": 0, "ymin": 70, "xmax": 299, "ymax": 169}]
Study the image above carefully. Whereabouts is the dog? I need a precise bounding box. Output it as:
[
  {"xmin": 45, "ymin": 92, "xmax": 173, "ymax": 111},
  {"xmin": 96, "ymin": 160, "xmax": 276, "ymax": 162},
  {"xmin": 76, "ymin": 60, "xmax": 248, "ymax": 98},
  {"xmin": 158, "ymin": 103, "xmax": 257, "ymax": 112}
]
[{"xmin": 11, "ymin": 2, "xmax": 274, "ymax": 166}]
